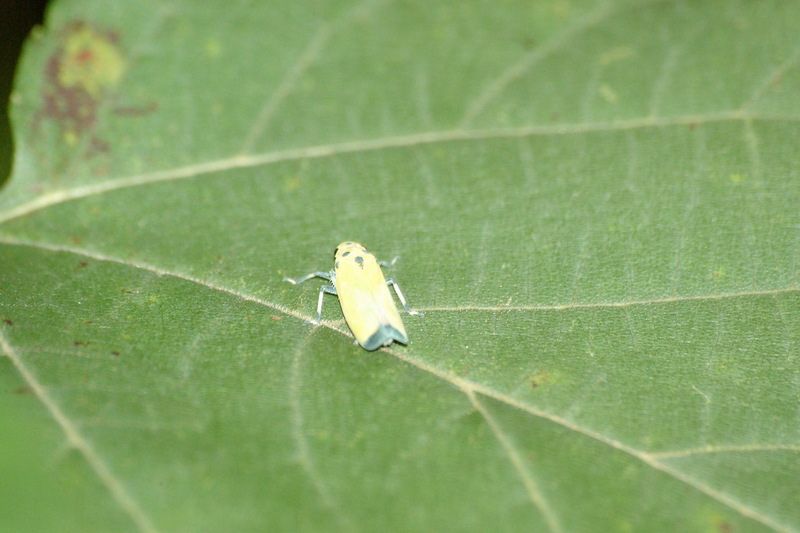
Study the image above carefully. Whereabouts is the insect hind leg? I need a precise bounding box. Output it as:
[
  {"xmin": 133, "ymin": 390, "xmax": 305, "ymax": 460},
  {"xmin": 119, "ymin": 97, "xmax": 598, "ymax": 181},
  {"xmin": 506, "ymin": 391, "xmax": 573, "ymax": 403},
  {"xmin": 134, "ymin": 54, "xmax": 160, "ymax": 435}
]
[{"xmin": 386, "ymin": 278, "xmax": 424, "ymax": 316}]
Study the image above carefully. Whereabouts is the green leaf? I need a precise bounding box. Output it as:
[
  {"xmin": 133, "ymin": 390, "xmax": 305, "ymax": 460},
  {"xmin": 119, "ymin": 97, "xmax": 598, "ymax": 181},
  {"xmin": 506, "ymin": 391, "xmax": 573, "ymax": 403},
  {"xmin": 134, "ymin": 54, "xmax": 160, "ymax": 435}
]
[{"xmin": 2, "ymin": 0, "xmax": 799, "ymax": 531}]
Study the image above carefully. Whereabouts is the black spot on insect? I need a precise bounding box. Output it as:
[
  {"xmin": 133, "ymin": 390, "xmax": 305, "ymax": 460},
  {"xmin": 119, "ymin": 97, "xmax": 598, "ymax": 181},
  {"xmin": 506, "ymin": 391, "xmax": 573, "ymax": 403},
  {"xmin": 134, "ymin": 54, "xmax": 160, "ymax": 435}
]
[
  {"xmin": 343, "ymin": 251, "xmax": 350, "ymax": 257},
  {"xmin": 334, "ymin": 261, "xmax": 339, "ymax": 269},
  {"xmin": 355, "ymin": 256, "xmax": 365, "ymax": 269}
]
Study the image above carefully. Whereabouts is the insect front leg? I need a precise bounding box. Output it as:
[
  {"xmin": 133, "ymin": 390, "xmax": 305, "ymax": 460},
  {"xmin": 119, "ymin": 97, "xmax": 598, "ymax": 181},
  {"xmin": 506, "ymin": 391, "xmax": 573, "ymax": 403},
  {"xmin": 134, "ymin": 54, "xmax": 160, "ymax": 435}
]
[
  {"xmin": 378, "ymin": 256, "xmax": 400, "ymax": 268},
  {"xmin": 283, "ymin": 271, "xmax": 332, "ymax": 285},
  {"xmin": 314, "ymin": 285, "xmax": 338, "ymax": 323},
  {"xmin": 284, "ymin": 271, "xmax": 336, "ymax": 324},
  {"xmin": 386, "ymin": 278, "xmax": 424, "ymax": 316}
]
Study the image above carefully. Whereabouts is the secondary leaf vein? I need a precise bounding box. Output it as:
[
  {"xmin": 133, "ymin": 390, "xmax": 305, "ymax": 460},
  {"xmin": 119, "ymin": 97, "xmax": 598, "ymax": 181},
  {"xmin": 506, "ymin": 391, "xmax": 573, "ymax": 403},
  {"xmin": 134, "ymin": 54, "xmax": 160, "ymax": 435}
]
[
  {"xmin": 468, "ymin": 389, "xmax": 562, "ymax": 533},
  {"xmin": 0, "ymin": 332, "xmax": 160, "ymax": 533},
  {"xmin": 0, "ymin": 111, "xmax": 781, "ymax": 225}
]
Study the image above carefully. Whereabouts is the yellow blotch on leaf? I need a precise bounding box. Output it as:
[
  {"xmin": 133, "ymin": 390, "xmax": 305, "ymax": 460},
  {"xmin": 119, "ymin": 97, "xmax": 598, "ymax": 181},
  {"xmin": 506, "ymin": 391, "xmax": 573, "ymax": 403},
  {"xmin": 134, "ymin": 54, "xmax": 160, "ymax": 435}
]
[
  {"xmin": 282, "ymin": 175, "xmax": 302, "ymax": 192},
  {"xmin": 551, "ymin": 0, "xmax": 571, "ymax": 18},
  {"xmin": 59, "ymin": 24, "xmax": 125, "ymax": 97},
  {"xmin": 599, "ymin": 46, "xmax": 635, "ymax": 66},
  {"xmin": 599, "ymin": 83, "xmax": 619, "ymax": 104},
  {"xmin": 205, "ymin": 38, "xmax": 222, "ymax": 58}
]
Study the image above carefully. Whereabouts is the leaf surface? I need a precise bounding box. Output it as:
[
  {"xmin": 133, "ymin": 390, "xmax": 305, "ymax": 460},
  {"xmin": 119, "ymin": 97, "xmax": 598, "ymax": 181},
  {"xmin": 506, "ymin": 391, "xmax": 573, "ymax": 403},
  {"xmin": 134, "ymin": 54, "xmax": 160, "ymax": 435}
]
[{"xmin": 2, "ymin": 1, "xmax": 799, "ymax": 531}]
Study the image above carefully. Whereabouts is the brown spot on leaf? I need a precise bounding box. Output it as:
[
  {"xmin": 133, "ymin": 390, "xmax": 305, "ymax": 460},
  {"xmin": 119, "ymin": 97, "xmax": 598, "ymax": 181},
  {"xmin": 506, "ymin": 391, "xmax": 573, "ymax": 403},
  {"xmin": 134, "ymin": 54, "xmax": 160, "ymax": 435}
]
[
  {"xmin": 3, "ymin": 318, "xmax": 13, "ymax": 326},
  {"xmin": 33, "ymin": 20, "xmax": 151, "ymax": 164},
  {"xmin": 110, "ymin": 350, "xmax": 120, "ymax": 356},
  {"xmin": 113, "ymin": 101, "xmax": 158, "ymax": 116},
  {"xmin": 715, "ymin": 519, "xmax": 732, "ymax": 533},
  {"xmin": 13, "ymin": 386, "xmax": 34, "ymax": 395},
  {"xmin": 528, "ymin": 369, "xmax": 556, "ymax": 389},
  {"xmin": 92, "ymin": 165, "xmax": 111, "ymax": 176},
  {"xmin": 39, "ymin": 21, "xmax": 125, "ymax": 139},
  {"xmin": 87, "ymin": 135, "xmax": 110, "ymax": 156}
]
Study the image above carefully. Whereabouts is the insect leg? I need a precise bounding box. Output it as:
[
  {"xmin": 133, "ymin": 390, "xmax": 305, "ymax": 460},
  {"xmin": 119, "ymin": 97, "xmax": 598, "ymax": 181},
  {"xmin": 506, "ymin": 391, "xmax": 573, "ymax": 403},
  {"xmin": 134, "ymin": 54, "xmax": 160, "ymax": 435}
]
[
  {"xmin": 386, "ymin": 278, "xmax": 424, "ymax": 316},
  {"xmin": 283, "ymin": 271, "xmax": 331, "ymax": 285},
  {"xmin": 378, "ymin": 256, "xmax": 400, "ymax": 268},
  {"xmin": 314, "ymin": 285, "xmax": 338, "ymax": 323}
]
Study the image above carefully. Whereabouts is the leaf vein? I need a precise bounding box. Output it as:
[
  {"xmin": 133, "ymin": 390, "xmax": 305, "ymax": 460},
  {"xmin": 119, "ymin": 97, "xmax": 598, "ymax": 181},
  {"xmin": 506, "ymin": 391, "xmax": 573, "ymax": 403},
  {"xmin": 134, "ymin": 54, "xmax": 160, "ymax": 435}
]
[
  {"xmin": 416, "ymin": 287, "xmax": 799, "ymax": 311},
  {"xmin": 651, "ymin": 444, "xmax": 800, "ymax": 459},
  {"xmin": 239, "ymin": 0, "xmax": 391, "ymax": 155},
  {"xmin": 468, "ymin": 390, "xmax": 562, "ymax": 533},
  {"xmin": 0, "ymin": 111, "xmax": 789, "ymax": 225},
  {"xmin": 458, "ymin": 0, "xmax": 617, "ymax": 128},
  {"xmin": 289, "ymin": 330, "xmax": 357, "ymax": 529},
  {"xmin": 0, "ymin": 333, "xmax": 160, "ymax": 533}
]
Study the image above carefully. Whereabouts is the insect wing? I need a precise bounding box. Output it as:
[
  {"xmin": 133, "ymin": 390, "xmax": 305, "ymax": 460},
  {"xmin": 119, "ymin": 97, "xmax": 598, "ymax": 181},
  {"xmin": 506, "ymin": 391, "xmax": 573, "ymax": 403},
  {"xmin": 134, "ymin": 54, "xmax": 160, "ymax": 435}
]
[{"xmin": 335, "ymin": 253, "xmax": 408, "ymax": 350}]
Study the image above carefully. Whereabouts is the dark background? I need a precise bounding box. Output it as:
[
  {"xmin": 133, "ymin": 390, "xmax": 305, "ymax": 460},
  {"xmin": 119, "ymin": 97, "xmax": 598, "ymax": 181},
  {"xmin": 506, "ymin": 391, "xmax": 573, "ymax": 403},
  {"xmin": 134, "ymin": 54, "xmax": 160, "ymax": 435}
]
[{"xmin": 1, "ymin": 0, "xmax": 48, "ymax": 185}]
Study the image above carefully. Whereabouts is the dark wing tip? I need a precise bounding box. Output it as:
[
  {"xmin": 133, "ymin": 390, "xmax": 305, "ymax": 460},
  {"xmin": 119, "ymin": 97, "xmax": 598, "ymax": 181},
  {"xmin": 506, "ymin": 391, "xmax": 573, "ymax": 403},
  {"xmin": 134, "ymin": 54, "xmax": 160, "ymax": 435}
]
[{"xmin": 361, "ymin": 325, "xmax": 409, "ymax": 351}]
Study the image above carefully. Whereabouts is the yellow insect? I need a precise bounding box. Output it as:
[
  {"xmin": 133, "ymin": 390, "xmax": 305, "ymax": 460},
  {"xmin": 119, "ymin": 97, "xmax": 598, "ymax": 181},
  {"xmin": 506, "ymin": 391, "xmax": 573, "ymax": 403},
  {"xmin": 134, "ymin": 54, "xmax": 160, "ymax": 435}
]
[{"xmin": 284, "ymin": 242, "xmax": 423, "ymax": 350}]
